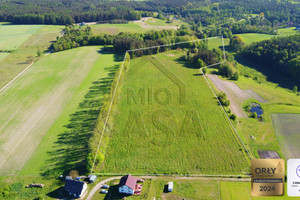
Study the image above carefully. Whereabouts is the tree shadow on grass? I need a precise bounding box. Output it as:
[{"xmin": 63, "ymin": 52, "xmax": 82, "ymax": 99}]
[
  {"xmin": 103, "ymin": 185, "xmax": 132, "ymax": 200},
  {"xmin": 235, "ymin": 55, "xmax": 298, "ymax": 90},
  {"xmin": 41, "ymin": 64, "xmax": 119, "ymax": 178}
]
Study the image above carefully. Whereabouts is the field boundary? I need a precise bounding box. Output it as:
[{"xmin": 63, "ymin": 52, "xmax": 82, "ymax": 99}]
[
  {"xmin": 90, "ymin": 36, "xmax": 251, "ymax": 175},
  {"xmin": 0, "ymin": 61, "xmax": 34, "ymax": 94}
]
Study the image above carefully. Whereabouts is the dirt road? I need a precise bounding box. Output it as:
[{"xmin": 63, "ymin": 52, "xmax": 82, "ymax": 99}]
[{"xmin": 207, "ymin": 74, "xmax": 268, "ymax": 118}]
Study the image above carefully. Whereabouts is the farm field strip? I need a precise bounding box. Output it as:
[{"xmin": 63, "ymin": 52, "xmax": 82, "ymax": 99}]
[
  {"xmin": 21, "ymin": 48, "xmax": 122, "ymax": 175},
  {"xmin": 97, "ymin": 49, "xmax": 249, "ymax": 175},
  {"xmin": 0, "ymin": 46, "xmax": 106, "ymax": 175}
]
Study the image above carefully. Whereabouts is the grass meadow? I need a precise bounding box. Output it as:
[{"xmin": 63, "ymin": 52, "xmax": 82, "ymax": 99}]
[{"xmin": 97, "ymin": 50, "xmax": 250, "ymax": 175}]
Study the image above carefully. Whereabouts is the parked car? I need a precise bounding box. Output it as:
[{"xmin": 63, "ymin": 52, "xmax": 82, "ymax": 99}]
[
  {"xmin": 101, "ymin": 184, "xmax": 110, "ymax": 189},
  {"xmin": 100, "ymin": 190, "xmax": 108, "ymax": 194}
]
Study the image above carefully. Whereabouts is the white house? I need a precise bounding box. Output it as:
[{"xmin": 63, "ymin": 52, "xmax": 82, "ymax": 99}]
[
  {"xmin": 118, "ymin": 174, "xmax": 137, "ymax": 195},
  {"xmin": 168, "ymin": 182, "xmax": 173, "ymax": 192}
]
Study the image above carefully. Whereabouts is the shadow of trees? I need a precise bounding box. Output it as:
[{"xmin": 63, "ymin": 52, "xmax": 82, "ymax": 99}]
[
  {"xmin": 41, "ymin": 61, "xmax": 120, "ymax": 178},
  {"xmin": 235, "ymin": 55, "xmax": 297, "ymax": 90},
  {"xmin": 103, "ymin": 185, "xmax": 132, "ymax": 200}
]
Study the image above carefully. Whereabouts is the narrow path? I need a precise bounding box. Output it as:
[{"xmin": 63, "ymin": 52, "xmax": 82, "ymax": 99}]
[{"xmin": 85, "ymin": 176, "xmax": 250, "ymax": 200}]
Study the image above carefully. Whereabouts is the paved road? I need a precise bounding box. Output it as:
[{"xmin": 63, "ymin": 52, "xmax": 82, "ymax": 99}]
[{"xmin": 85, "ymin": 175, "xmax": 250, "ymax": 200}]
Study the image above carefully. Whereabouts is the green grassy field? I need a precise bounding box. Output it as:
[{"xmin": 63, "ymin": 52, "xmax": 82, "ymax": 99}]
[
  {"xmin": 0, "ymin": 25, "xmax": 63, "ymax": 89},
  {"xmin": 0, "ymin": 46, "xmax": 121, "ymax": 175},
  {"xmin": 88, "ymin": 23, "xmax": 145, "ymax": 35},
  {"xmin": 277, "ymin": 27, "xmax": 299, "ymax": 36},
  {"xmin": 97, "ymin": 50, "xmax": 249, "ymax": 175},
  {"xmin": 236, "ymin": 33, "xmax": 275, "ymax": 44},
  {"xmin": 271, "ymin": 113, "xmax": 300, "ymax": 159}
]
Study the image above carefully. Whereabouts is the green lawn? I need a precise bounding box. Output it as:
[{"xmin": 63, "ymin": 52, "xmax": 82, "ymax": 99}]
[
  {"xmin": 220, "ymin": 181, "xmax": 300, "ymax": 199},
  {"xmin": 95, "ymin": 50, "xmax": 250, "ymax": 175},
  {"xmin": 19, "ymin": 47, "xmax": 122, "ymax": 176}
]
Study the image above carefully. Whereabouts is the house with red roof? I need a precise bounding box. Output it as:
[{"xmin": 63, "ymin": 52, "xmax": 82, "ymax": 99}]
[{"xmin": 118, "ymin": 174, "xmax": 137, "ymax": 195}]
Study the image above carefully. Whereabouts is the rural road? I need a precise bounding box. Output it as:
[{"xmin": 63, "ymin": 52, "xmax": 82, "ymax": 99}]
[{"xmin": 85, "ymin": 175, "xmax": 250, "ymax": 200}]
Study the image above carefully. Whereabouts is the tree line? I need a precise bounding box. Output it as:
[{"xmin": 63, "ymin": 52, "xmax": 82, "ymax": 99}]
[{"xmin": 52, "ymin": 25, "xmax": 198, "ymax": 57}]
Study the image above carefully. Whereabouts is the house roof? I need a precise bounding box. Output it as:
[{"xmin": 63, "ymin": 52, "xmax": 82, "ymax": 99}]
[
  {"xmin": 119, "ymin": 175, "xmax": 137, "ymax": 190},
  {"xmin": 65, "ymin": 180, "xmax": 85, "ymax": 195}
]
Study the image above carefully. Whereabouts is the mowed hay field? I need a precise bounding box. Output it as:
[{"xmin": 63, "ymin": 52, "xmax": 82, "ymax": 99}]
[
  {"xmin": 101, "ymin": 51, "xmax": 250, "ymax": 175},
  {"xmin": 0, "ymin": 46, "xmax": 120, "ymax": 175}
]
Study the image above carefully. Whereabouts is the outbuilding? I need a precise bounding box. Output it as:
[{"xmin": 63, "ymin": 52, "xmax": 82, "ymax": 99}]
[
  {"xmin": 168, "ymin": 182, "xmax": 173, "ymax": 192},
  {"xmin": 88, "ymin": 175, "xmax": 97, "ymax": 183}
]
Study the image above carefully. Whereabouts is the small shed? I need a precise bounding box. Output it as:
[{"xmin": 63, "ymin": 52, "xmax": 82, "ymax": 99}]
[
  {"xmin": 88, "ymin": 175, "xmax": 97, "ymax": 183},
  {"xmin": 168, "ymin": 182, "xmax": 173, "ymax": 192}
]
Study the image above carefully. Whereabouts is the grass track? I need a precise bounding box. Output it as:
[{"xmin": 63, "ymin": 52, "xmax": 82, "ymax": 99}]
[{"xmin": 100, "ymin": 51, "xmax": 249, "ymax": 175}]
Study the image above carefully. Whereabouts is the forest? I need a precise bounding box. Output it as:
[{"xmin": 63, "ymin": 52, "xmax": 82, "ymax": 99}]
[
  {"xmin": 241, "ymin": 34, "xmax": 300, "ymax": 81},
  {"xmin": 0, "ymin": 0, "xmax": 298, "ymax": 29}
]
